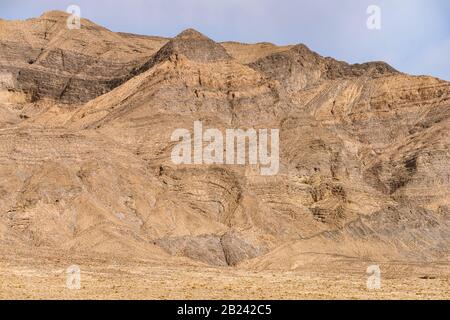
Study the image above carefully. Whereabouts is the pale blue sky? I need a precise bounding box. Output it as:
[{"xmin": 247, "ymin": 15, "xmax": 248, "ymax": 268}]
[{"xmin": 1, "ymin": 0, "xmax": 449, "ymax": 80}]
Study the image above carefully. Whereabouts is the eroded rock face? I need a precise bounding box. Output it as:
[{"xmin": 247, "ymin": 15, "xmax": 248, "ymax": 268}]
[
  {"xmin": 0, "ymin": 11, "xmax": 168, "ymax": 103},
  {"xmin": 248, "ymin": 43, "xmax": 398, "ymax": 91},
  {"xmin": 0, "ymin": 11, "xmax": 449, "ymax": 267},
  {"xmin": 151, "ymin": 28, "xmax": 231, "ymax": 64},
  {"xmin": 154, "ymin": 231, "xmax": 262, "ymax": 266}
]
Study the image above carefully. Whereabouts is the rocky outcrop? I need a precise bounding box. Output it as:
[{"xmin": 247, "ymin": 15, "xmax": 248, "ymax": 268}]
[
  {"xmin": 130, "ymin": 28, "xmax": 232, "ymax": 78},
  {"xmin": 0, "ymin": 11, "xmax": 168, "ymax": 103},
  {"xmin": 151, "ymin": 29, "xmax": 231, "ymax": 63},
  {"xmin": 248, "ymin": 43, "xmax": 398, "ymax": 91},
  {"xmin": 154, "ymin": 231, "xmax": 262, "ymax": 266}
]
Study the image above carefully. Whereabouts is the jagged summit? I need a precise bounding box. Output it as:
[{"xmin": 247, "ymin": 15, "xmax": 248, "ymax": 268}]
[
  {"xmin": 38, "ymin": 10, "xmax": 101, "ymax": 29},
  {"xmin": 168, "ymin": 28, "xmax": 231, "ymax": 62},
  {"xmin": 40, "ymin": 10, "xmax": 69, "ymax": 19},
  {"xmin": 175, "ymin": 28, "xmax": 209, "ymax": 40},
  {"xmin": 153, "ymin": 28, "xmax": 231, "ymax": 63},
  {"xmin": 0, "ymin": 11, "xmax": 168, "ymax": 103},
  {"xmin": 290, "ymin": 43, "xmax": 315, "ymax": 53},
  {"xmin": 287, "ymin": 43, "xmax": 324, "ymax": 65},
  {"xmin": 248, "ymin": 41, "xmax": 399, "ymax": 90},
  {"xmin": 132, "ymin": 28, "xmax": 231, "ymax": 74}
]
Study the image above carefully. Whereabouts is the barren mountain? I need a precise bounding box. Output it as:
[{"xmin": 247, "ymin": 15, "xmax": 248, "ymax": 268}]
[{"xmin": 0, "ymin": 11, "xmax": 449, "ymax": 298}]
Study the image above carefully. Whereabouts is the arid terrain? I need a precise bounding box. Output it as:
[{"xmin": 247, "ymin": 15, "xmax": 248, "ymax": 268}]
[{"xmin": 0, "ymin": 11, "xmax": 449, "ymax": 299}]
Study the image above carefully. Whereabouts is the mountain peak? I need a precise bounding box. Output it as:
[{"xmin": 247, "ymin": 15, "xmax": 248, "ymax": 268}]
[
  {"xmin": 40, "ymin": 10, "xmax": 70, "ymax": 20},
  {"xmin": 138, "ymin": 28, "xmax": 231, "ymax": 69},
  {"xmin": 175, "ymin": 28, "xmax": 208, "ymax": 40}
]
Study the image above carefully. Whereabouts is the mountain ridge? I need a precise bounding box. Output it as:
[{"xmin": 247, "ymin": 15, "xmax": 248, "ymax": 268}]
[{"xmin": 0, "ymin": 11, "xmax": 449, "ymax": 270}]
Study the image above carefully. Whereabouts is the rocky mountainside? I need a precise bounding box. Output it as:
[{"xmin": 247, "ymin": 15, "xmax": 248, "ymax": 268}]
[
  {"xmin": 0, "ymin": 11, "xmax": 168, "ymax": 103},
  {"xmin": 0, "ymin": 11, "xmax": 449, "ymax": 268}
]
